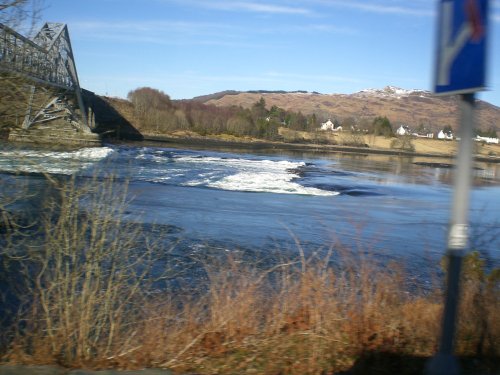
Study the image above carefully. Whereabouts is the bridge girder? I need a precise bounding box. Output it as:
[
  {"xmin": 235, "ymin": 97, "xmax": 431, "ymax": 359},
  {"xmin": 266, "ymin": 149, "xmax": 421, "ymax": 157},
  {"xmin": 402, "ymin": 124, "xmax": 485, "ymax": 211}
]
[{"xmin": 0, "ymin": 22, "xmax": 90, "ymax": 132}]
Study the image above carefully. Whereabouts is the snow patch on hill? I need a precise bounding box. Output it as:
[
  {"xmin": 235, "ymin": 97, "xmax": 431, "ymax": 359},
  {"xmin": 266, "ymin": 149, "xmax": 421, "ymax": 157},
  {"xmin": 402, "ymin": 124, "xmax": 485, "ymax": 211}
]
[{"xmin": 354, "ymin": 86, "xmax": 430, "ymax": 99}]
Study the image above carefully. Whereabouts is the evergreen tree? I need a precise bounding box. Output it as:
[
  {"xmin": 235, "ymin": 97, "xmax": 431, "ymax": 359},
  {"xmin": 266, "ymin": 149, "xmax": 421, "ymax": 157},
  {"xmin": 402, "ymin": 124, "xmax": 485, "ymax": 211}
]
[
  {"xmin": 372, "ymin": 116, "xmax": 394, "ymax": 137},
  {"xmin": 251, "ymin": 97, "xmax": 268, "ymax": 120}
]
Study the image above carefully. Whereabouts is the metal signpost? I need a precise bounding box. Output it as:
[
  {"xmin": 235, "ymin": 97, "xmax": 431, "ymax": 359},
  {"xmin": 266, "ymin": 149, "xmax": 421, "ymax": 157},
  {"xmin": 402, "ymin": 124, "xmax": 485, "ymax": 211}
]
[{"xmin": 427, "ymin": 1, "xmax": 489, "ymax": 374}]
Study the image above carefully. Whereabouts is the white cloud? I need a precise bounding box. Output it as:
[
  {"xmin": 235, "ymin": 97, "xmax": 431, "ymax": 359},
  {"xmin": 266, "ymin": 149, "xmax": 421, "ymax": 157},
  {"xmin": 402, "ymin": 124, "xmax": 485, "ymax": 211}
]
[
  {"xmin": 254, "ymin": 23, "xmax": 359, "ymax": 36},
  {"xmin": 71, "ymin": 20, "xmax": 231, "ymax": 34},
  {"xmin": 161, "ymin": 0, "xmax": 432, "ymax": 17},
  {"xmin": 69, "ymin": 19, "xmax": 250, "ymax": 45},
  {"xmin": 311, "ymin": 0, "xmax": 434, "ymax": 17},
  {"xmin": 292, "ymin": 24, "xmax": 358, "ymax": 35},
  {"xmin": 74, "ymin": 31, "xmax": 260, "ymax": 48},
  {"xmin": 207, "ymin": 1, "xmax": 312, "ymax": 15},
  {"xmin": 159, "ymin": 0, "xmax": 313, "ymax": 15},
  {"xmin": 69, "ymin": 17, "xmax": 358, "ymax": 47}
]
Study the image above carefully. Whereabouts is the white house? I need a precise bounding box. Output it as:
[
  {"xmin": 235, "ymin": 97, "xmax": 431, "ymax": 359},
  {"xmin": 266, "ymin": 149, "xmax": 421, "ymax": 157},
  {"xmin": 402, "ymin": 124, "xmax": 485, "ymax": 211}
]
[
  {"xmin": 412, "ymin": 132, "xmax": 434, "ymax": 139},
  {"xmin": 320, "ymin": 119, "xmax": 342, "ymax": 132},
  {"xmin": 396, "ymin": 125, "xmax": 409, "ymax": 136},
  {"xmin": 475, "ymin": 135, "xmax": 499, "ymax": 144},
  {"xmin": 438, "ymin": 130, "xmax": 453, "ymax": 140}
]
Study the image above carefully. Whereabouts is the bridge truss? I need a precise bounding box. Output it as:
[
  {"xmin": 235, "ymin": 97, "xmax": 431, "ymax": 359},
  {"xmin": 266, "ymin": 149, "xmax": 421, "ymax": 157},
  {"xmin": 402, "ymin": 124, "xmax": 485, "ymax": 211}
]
[{"xmin": 0, "ymin": 22, "xmax": 91, "ymax": 132}]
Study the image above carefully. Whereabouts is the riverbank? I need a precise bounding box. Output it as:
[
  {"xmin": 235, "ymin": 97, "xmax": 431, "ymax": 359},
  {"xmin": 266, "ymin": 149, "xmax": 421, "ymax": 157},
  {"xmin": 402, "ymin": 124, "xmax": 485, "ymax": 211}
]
[{"xmin": 136, "ymin": 132, "xmax": 500, "ymax": 163}]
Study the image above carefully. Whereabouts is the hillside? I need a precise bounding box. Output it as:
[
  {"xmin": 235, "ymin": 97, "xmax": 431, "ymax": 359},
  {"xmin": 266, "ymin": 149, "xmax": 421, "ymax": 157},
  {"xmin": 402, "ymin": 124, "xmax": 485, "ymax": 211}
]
[{"xmin": 202, "ymin": 86, "xmax": 500, "ymax": 132}]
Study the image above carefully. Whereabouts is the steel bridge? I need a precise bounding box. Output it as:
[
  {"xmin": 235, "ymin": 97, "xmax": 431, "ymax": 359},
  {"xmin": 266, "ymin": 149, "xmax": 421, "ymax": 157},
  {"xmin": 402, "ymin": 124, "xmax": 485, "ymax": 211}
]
[{"xmin": 0, "ymin": 22, "xmax": 93, "ymax": 136}]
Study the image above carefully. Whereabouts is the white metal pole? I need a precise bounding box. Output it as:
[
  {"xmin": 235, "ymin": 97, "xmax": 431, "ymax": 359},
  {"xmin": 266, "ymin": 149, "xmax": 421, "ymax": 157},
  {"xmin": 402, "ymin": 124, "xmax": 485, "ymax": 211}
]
[{"xmin": 426, "ymin": 92, "xmax": 475, "ymax": 375}]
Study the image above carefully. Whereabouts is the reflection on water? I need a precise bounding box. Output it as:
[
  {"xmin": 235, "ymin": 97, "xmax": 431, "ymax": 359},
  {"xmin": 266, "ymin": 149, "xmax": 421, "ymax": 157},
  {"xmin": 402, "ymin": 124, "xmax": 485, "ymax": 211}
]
[
  {"xmin": 331, "ymin": 154, "xmax": 500, "ymax": 187},
  {"xmin": 157, "ymin": 142, "xmax": 500, "ymax": 187}
]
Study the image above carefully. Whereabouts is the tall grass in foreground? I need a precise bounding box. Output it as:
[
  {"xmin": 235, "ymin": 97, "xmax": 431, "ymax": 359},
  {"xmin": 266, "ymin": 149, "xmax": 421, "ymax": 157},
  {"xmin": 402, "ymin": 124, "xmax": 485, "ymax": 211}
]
[{"xmin": 1, "ymin": 175, "xmax": 499, "ymax": 374}]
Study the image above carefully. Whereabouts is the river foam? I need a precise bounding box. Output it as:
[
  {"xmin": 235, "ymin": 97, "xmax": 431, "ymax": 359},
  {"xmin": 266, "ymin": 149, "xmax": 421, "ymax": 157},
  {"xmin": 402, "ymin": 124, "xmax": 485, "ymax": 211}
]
[
  {"xmin": 0, "ymin": 144, "xmax": 338, "ymax": 196},
  {"xmin": 0, "ymin": 147, "xmax": 114, "ymax": 175},
  {"xmin": 174, "ymin": 155, "xmax": 339, "ymax": 196}
]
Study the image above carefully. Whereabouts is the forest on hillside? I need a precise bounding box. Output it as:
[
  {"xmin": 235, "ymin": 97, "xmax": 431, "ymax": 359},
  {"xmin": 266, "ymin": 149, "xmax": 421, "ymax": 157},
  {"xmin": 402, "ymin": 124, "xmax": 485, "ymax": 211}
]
[
  {"xmin": 125, "ymin": 87, "xmax": 321, "ymax": 140},
  {"xmin": 121, "ymin": 87, "xmax": 498, "ymax": 142}
]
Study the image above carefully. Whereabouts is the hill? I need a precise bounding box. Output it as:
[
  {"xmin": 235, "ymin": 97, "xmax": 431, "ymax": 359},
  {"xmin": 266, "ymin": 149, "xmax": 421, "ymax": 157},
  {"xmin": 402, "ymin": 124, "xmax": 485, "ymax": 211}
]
[{"xmin": 201, "ymin": 86, "xmax": 500, "ymax": 133}]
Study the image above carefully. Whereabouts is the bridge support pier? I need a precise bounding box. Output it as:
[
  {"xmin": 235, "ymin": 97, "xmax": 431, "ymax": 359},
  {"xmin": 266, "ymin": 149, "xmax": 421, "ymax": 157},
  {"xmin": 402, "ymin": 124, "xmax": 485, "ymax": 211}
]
[
  {"xmin": 9, "ymin": 89, "xmax": 102, "ymax": 146},
  {"xmin": 22, "ymin": 85, "xmax": 36, "ymax": 129}
]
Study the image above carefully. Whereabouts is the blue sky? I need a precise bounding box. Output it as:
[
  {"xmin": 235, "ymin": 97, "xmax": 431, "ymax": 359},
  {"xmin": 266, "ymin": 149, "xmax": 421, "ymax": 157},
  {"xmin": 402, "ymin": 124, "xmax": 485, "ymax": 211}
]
[{"xmin": 40, "ymin": 0, "xmax": 500, "ymax": 106}]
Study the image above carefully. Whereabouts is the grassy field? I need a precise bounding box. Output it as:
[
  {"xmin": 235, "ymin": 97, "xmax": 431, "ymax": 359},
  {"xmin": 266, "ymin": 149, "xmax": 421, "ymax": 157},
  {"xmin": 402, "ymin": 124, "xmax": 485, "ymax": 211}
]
[
  {"xmin": 364, "ymin": 134, "xmax": 499, "ymax": 158},
  {"xmin": 277, "ymin": 128, "xmax": 500, "ymax": 159}
]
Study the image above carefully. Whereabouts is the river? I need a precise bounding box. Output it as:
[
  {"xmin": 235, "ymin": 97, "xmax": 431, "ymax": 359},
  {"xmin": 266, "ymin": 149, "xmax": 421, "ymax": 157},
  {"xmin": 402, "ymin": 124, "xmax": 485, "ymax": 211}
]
[{"xmin": 1, "ymin": 141, "xmax": 499, "ymax": 281}]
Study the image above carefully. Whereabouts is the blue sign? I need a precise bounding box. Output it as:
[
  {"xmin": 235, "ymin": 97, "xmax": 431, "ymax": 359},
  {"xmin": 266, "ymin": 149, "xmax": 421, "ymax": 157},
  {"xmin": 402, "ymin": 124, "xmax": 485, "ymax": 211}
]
[{"xmin": 434, "ymin": 0, "xmax": 489, "ymax": 94}]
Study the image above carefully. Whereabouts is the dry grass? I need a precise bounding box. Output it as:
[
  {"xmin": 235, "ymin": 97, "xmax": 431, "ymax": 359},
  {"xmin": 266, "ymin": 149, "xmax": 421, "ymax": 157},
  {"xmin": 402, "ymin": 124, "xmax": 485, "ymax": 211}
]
[
  {"xmin": 279, "ymin": 129, "xmax": 500, "ymax": 159},
  {"xmin": 279, "ymin": 128, "xmax": 340, "ymax": 144},
  {"xmin": 1, "ymin": 176, "xmax": 499, "ymax": 374},
  {"xmin": 364, "ymin": 135, "xmax": 455, "ymax": 155}
]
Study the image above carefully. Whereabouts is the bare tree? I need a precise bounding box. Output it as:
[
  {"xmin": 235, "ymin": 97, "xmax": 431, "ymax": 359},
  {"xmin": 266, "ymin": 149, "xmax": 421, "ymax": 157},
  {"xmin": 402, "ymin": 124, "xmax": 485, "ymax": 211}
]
[{"xmin": 0, "ymin": 0, "xmax": 42, "ymax": 32}]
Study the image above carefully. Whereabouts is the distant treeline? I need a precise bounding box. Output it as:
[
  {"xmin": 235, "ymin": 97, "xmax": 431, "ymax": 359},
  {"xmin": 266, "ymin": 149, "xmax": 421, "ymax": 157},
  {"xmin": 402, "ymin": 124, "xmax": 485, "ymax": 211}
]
[
  {"xmin": 476, "ymin": 127, "xmax": 499, "ymax": 138},
  {"xmin": 127, "ymin": 87, "xmax": 321, "ymax": 140},
  {"xmin": 125, "ymin": 87, "xmax": 497, "ymax": 141}
]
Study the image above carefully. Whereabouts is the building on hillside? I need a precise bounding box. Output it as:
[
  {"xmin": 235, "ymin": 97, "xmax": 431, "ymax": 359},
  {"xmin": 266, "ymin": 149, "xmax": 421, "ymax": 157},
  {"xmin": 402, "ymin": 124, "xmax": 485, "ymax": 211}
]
[
  {"xmin": 412, "ymin": 132, "xmax": 434, "ymax": 139},
  {"xmin": 438, "ymin": 130, "xmax": 454, "ymax": 140},
  {"xmin": 396, "ymin": 125, "xmax": 410, "ymax": 136},
  {"xmin": 320, "ymin": 119, "xmax": 342, "ymax": 132},
  {"xmin": 475, "ymin": 135, "xmax": 499, "ymax": 144}
]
